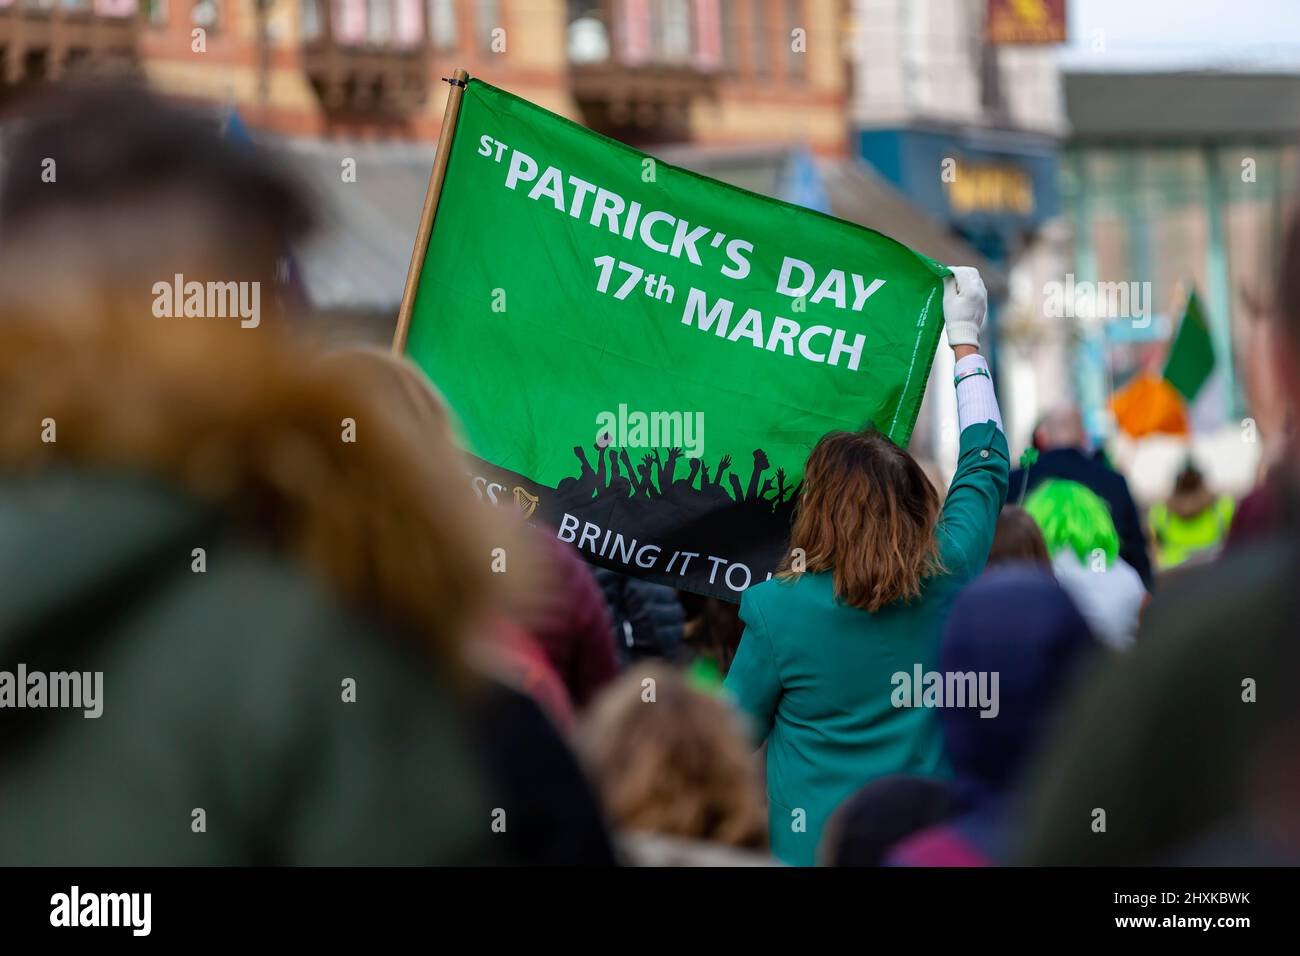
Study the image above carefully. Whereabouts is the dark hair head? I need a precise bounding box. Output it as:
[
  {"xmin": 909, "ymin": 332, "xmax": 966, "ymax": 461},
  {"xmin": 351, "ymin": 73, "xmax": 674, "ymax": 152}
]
[
  {"xmin": 987, "ymin": 505, "xmax": 1051, "ymax": 569},
  {"xmin": 1173, "ymin": 461, "xmax": 1206, "ymax": 497},
  {"xmin": 780, "ymin": 428, "xmax": 942, "ymax": 611},
  {"xmin": 822, "ymin": 775, "xmax": 953, "ymax": 867},
  {"xmin": 680, "ymin": 595, "xmax": 744, "ymax": 675},
  {"xmin": 0, "ymin": 81, "xmax": 314, "ymax": 318},
  {"xmin": 0, "ymin": 81, "xmax": 313, "ymax": 245}
]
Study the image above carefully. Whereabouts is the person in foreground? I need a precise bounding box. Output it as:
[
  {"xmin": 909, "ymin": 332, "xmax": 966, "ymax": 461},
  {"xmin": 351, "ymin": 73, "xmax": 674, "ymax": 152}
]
[
  {"xmin": 0, "ymin": 89, "xmax": 611, "ymax": 865},
  {"xmin": 0, "ymin": 302, "xmax": 510, "ymax": 865},
  {"xmin": 322, "ymin": 347, "xmax": 616, "ymax": 865},
  {"xmin": 723, "ymin": 266, "xmax": 1009, "ymax": 866}
]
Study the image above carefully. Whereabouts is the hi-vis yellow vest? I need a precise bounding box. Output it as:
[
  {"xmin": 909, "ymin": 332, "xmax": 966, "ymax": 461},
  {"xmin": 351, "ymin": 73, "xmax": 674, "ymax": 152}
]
[{"xmin": 1150, "ymin": 496, "xmax": 1235, "ymax": 569}]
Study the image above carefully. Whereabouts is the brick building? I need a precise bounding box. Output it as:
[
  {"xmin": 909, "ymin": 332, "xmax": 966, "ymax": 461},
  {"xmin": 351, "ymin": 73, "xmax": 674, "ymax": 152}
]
[{"xmin": 0, "ymin": 0, "xmax": 850, "ymax": 151}]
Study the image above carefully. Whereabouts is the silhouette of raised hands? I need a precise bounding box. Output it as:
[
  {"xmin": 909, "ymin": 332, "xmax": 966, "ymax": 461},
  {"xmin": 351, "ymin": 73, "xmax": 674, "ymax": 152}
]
[
  {"xmin": 746, "ymin": 448, "xmax": 770, "ymax": 501},
  {"xmin": 560, "ymin": 438, "xmax": 799, "ymax": 513},
  {"xmin": 574, "ymin": 445, "xmax": 594, "ymax": 475},
  {"xmin": 728, "ymin": 472, "xmax": 744, "ymax": 502}
]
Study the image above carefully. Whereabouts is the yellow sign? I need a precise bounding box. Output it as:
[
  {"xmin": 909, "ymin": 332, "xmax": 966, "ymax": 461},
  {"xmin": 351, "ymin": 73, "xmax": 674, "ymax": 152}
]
[
  {"xmin": 986, "ymin": 0, "xmax": 1068, "ymax": 46},
  {"xmin": 945, "ymin": 162, "xmax": 1035, "ymax": 216}
]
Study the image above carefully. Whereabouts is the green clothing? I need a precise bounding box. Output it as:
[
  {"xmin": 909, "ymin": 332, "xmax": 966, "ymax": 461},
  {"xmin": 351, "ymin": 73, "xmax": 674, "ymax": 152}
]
[
  {"xmin": 1150, "ymin": 496, "xmax": 1234, "ymax": 569},
  {"xmin": 684, "ymin": 656, "xmax": 724, "ymax": 694},
  {"xmin": 0, "ymin": 471, "xmax": 504, "ymax": 865},
  {"xmin": 724, "ymin": 422, "xmax": 1009, "ymax": 866}
]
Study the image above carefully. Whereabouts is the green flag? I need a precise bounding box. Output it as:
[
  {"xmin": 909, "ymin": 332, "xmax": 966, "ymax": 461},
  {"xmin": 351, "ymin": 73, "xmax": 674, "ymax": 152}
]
[
  {"xmin": 403, "ymin": 78, "xmax": 949, "ymax": 599},
  {"xmin": 1162, "ymin": 289, "xmax": 1216, "ymax": 403}
]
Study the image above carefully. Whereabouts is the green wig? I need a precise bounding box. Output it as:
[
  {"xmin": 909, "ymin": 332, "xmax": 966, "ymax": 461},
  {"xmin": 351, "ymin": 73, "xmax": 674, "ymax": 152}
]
[{"xmin": 1023, "ymin": 479, "xmax": 1120, "ymax": 568}]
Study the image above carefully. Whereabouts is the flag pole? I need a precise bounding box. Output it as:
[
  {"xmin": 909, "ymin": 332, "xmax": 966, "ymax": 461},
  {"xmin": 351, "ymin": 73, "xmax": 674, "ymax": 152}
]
[{"xmin": 392, "ymin": 68, "xmax": 470, "ymax": 354}]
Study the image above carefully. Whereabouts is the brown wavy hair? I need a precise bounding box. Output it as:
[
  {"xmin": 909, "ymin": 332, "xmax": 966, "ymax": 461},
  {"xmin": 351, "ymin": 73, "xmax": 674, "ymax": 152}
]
[
  {"xmin": 778, "ymin": 428, "xmax": 943, "ymax": 611},
  {"xmin": 0, "ymin": 294, "xmax": 524, "ymax": 678},
  {"xmin": 579, "ymin": 666, "xmax": 767, "ymax": 849}
]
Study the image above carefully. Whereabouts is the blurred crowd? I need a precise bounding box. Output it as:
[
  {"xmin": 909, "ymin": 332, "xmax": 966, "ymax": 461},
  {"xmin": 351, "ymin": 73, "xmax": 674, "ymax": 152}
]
[{"xmin": 0, "ymin": 84, "xmax": 1295, "ymax": 868}]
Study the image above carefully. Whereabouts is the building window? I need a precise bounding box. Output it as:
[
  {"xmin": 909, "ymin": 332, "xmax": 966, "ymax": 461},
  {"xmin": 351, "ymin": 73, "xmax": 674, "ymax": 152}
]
[
  {"xmin": 657, "ymin": 0, "xmax": 691, "ymax": 64},
  {"xmin": 568, "ymin": 5, "xmax": 609, "ymax": 64},
  {"xmin": 300, "ymin": 0, "xmax": 321, "ymax": 40},
  {"xmin": 976, "ymin": 3, "xmax": 1005, "ymax": 120},
  {"xmin": 784, "ymin": 0, "xmax": 804, "ymax": 81},
  {"xmin": 977, "ymin": 38, "xmax": 1004, "ymax": 119},
  {"xmin": 191, "ymin": 0, "xmax": 218, "ymax": 30},
  {"xmin": 394, "ymin": 0, "xmax": 423, "ymax": 48},
  {"xmin": 750, "ymin": 0, "xmax": 769, "ymax": 77},
  {"xmin": 429, "ymin": 0, "xmax": 457, "ymax": 50},
  {"xmin": 719, "ymin": 0, "xmax": 739, "ymax": 73},
  {"xmin": 475, "ymin": 0, "xmax": 500, "ymax": 52},
  {"xmin": 367, "ymin": 0, "xmax": 392, "ymax": 43}
]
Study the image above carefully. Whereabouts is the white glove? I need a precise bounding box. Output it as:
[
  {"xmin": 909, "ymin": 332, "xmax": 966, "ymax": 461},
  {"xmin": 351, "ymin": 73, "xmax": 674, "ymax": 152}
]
[{"xmin": 943, "ymin": 265, "xmax": 987, "ymax": 349}]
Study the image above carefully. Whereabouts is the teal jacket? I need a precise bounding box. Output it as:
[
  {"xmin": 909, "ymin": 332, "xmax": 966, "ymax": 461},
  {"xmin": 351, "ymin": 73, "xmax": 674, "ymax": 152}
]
[{"xmin": 724, "ymin": 422, "xmax": 1009, "ymax": 866}]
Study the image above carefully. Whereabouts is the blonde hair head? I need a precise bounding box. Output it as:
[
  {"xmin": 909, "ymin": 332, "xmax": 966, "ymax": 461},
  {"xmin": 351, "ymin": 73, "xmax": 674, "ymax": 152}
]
[{"xmin": 579, "ymin": 666, "xmax": 767, "ymax": 849}]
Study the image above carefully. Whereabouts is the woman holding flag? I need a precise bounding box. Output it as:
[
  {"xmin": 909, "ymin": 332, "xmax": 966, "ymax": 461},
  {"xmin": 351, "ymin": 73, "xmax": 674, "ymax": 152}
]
[{"xmin": 724, "ymin": 266, "xmax": 1009, "ymax": 866}]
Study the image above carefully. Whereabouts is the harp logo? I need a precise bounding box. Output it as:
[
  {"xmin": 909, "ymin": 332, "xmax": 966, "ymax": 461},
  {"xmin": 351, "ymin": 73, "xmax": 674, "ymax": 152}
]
[{"xmin": 513, "ymin": 486, "xmax": 539, "ymax": 518}]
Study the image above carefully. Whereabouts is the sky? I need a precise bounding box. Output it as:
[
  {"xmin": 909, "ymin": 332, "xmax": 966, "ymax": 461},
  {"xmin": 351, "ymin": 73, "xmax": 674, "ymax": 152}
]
[{"xmin": 1059, "ymin": 0, "xmax": 1300, "ymax": 71}]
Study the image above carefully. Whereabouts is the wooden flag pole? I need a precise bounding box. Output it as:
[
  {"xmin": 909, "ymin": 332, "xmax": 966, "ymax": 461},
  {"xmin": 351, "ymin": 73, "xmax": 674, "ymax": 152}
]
[{"xmin": 392, "ymin": 68, "xmax": 470, "ymax": 354}]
